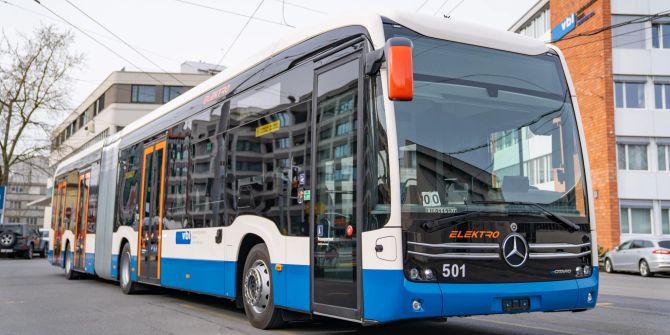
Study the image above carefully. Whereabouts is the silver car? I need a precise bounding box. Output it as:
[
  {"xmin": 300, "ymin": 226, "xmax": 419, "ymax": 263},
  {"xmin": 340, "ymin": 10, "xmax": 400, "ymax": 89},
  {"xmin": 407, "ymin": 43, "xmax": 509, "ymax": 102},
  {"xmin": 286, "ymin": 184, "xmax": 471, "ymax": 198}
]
[{"xmin": 604, "ymin": 238, "xmax": 670, "ymax": 277}]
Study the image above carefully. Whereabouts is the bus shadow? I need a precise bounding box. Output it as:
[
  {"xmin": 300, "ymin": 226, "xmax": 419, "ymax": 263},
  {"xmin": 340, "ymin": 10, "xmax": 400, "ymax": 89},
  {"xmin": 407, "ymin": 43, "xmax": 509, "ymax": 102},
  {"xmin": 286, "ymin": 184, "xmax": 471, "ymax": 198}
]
[{"xmin": 155, "ymin": 288, "xmax": 509, "ymax": 335}]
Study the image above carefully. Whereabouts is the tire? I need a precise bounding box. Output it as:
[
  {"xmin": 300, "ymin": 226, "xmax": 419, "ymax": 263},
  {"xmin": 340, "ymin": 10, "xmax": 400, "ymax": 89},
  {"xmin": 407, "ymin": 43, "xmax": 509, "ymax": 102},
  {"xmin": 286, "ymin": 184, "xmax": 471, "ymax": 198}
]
[
  {"xmin": 40, "ymin": 244, "xmax": 48, "ymax": 258},
  {"xmin": 120, "ymin": 243, "xmax": 137, "ymax": 294},
  {"xmin": 64, "ymin": 245, "xmax": 77, "ymax": 280},
  {"xmin": 24, "ymin": 244, "xmax": 33, "ymax": 259},
  {"xmin": 0, "ymin": 233, "xmax": 16, "ymax": 248},
  {"xmin": 242, "ymin": 243, "xmax": 284, "ymax": 329},
  {"xmin": 604, "ymin": 258, "xmax": 614, "ymax": 273},
  {"xmin": 639, "ymin": 260, "xmax": 653, "ymax": 277}
]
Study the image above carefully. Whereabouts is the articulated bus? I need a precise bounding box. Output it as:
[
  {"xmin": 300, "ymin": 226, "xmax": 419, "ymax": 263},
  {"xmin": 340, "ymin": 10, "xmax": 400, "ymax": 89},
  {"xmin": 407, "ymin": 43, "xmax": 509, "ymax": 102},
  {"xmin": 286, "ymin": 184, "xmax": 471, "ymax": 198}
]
[{"xmin": 49, "ymin": 11, "xmax": 598, "ymax": 329}]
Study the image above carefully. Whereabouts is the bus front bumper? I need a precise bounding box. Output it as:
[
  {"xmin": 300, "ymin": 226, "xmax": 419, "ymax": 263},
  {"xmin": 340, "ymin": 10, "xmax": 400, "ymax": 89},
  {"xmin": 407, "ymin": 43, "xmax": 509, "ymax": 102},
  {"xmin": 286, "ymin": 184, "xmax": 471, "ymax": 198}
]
[{"xmin": 362, "ymin": 267, "xmax": 598, "ymax": 323}]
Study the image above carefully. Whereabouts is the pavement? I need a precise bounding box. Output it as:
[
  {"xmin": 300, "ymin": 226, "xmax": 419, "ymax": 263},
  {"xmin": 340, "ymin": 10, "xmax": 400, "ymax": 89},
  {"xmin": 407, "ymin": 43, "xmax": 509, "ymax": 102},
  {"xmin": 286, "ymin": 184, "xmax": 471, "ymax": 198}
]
[{"xmin": 1, "ymin": 258, "xmax": 670, "ymax": 335}]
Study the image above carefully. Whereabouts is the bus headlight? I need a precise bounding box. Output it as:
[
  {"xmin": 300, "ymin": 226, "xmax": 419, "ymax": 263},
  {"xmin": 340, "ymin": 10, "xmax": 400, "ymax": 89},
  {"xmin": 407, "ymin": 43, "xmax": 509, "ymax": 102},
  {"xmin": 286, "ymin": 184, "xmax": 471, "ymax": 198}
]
[
  {"xmin": 423, "ymin": 268, "xmax": 435, "ymax": 281},
  {"xmin": 410, "ymin": 268, "xmax": 421, "ymax": 281},
  {"xmin": 583, "ymin": 265, "xmax": 591, "ymax": 276},
  {"xmin": 575, "ymin": 266, "xmax": 583, "ymax": 277}
]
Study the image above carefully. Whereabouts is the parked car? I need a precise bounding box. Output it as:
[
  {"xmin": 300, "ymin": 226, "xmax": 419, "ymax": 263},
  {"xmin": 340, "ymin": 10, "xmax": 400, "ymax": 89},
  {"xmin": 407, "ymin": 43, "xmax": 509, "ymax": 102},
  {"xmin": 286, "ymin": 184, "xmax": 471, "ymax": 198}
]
[
  {"xmin": 604, "ymin": 238, "xmax": 670, "ymax": 277},
  {"xmin": 0, "ymin": 223, "xmax": 47, "ymax": 259},
  {"xmin": 38, "ymin": 228, "xmax": 49, "ymax": 254}
]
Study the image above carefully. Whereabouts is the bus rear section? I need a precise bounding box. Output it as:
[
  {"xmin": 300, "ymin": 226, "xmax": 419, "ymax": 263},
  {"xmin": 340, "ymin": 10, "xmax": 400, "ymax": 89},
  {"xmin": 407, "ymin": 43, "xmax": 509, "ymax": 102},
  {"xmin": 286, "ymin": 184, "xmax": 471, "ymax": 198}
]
[{"xmin": 361, "ymin": 22, "xmax": 598, "ymax": 323}]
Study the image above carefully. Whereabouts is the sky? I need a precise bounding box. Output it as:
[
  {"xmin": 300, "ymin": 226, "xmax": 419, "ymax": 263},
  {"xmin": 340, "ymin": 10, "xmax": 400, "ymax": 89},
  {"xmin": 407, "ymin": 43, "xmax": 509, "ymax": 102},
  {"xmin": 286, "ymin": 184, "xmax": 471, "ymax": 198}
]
[{"xmin": 0, "ymin": 0, "xmax": 537, "ymax": 125}]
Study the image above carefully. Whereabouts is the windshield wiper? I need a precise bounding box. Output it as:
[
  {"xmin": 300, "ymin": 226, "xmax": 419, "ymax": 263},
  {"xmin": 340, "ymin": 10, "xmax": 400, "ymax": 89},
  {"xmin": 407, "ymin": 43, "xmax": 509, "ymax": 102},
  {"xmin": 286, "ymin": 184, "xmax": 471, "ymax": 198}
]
[
  {"xmin": 471, "ymin": 200, "xmax": 581, "ymax": 232},
  {"xmin": 420, "ymin": 211, "xmax": 497, "ymax": 233}
]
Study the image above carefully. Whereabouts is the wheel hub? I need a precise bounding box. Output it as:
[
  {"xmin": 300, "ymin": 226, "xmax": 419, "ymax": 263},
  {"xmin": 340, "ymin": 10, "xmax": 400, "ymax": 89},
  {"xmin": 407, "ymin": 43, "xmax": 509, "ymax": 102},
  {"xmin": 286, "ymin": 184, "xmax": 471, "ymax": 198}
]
[
  {"xmin": 0, "ymin": 234, "xmax": 12, "ymax": 246},
  {"xmin": 243, "ymin": 260, "xmax": 270, "ymax": 314}
]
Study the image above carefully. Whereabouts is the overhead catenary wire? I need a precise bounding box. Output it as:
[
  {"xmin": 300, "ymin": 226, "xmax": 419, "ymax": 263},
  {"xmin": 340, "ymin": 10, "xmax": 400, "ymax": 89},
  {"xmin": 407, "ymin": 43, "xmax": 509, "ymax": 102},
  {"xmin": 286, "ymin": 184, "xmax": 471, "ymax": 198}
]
[
  {"xmin": 0, "ymin": 0, "xmax": 182, "ymax": 64},
  {"xmin": 173, "ymin": 0, "xmax": 293, "ymax": 28},
  {"xmin": 274, "ymin": 0, "xmax": 327, "ymax": 15},
  {"xmin": 445, "ymin": 0, "xmax": 465, "ymax": 17},
  {"xmin": 216, "ymin": 0, "xmax": 266, "ymax": 66},
  {"xmin": 415, "ymin": 0, "xmax": 429, "ymax": 13},
  {"xmin": 63, "ymin": 0, "xmax": 187, "ymax": 86},
  {"xmin": 432, "ymin": 0, "xmax": 450, "ymax": 16},
  {"xmin": 559, "ymin": 9, "xmax": 670, "ymax": 42},
  {"xmin": 32, "ymin": 0, "xmax": 171, "ymax": 86}
]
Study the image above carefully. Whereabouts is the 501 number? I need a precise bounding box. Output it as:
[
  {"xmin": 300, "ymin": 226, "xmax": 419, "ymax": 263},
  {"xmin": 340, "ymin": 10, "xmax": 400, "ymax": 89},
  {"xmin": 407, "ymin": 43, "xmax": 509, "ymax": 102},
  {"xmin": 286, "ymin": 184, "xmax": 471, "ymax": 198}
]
[{"xmin": 442, "ymin": 264, "xmax": 466, "ymax": 278}]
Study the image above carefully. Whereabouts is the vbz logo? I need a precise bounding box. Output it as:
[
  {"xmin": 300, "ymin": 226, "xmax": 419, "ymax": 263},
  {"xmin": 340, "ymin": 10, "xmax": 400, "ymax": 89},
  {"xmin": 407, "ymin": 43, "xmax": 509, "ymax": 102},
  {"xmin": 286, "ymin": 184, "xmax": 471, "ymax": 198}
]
[
  {"xmin": 561, "ymin": 14, "xmax": 575, "ymax": 30},
  {"xmin": 176, "ymin": 231, "xmax": 192, "ymax": 244}
]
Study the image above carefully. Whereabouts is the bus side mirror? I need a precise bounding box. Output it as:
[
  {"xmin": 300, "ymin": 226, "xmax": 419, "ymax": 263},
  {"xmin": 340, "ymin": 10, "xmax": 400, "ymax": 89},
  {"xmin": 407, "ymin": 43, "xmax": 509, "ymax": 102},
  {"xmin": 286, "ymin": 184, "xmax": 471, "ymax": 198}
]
[{"xmin": 386, "ymin": 37, "xmax": 414, "ymax": 101}]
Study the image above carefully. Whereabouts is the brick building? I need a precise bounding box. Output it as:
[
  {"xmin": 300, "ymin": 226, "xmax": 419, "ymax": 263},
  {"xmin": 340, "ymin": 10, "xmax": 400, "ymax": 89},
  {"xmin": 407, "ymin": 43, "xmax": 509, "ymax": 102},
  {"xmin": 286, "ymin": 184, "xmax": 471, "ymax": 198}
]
[{"xmin": 511, "ymin": 0, "xmax": 670, "ymax": 250}]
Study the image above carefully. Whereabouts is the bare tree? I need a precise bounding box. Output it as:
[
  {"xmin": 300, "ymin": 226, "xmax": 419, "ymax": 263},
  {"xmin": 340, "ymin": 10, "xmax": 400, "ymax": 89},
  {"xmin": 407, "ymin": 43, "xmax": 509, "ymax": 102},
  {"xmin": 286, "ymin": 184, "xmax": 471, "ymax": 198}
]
[{"xmin": 0, "ymin": 25, "xmax": 83, "ymax": 185}]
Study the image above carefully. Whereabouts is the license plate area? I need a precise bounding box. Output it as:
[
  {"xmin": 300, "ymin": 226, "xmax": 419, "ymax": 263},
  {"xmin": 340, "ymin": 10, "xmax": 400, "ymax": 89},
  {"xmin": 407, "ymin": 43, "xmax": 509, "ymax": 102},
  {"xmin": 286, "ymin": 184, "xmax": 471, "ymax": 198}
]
[
  {"xmin": 1, "ymin": 249, "xmax": 13, "ymax": 253},
  {"xmin": 502, "ymin": 297, "xmax": 530, "ymax": 313}
]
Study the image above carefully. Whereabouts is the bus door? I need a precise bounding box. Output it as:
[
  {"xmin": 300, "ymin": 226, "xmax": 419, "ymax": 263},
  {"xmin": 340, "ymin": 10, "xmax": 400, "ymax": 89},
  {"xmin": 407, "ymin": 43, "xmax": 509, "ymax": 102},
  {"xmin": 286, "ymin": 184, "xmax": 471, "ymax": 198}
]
[
  {"xmin": 53, "ymin": 181, "xmax": 67, "ymax": 266},
  {"xmin": 73, "ymin": 172, "xmax": 90, "ymax": 271},
  {"xmin": 137, "ymin": 140, "xmax": 167, "ymax": 283},
  {"xmin": 311, "ymin": 52, "xmax": 363, "ymax": 320}
]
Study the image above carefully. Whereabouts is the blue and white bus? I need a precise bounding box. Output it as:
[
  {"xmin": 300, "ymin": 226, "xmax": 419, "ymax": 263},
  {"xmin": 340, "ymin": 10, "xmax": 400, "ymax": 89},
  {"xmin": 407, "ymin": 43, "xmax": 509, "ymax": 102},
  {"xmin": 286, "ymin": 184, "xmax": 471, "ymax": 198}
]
[{"xmin": 48, "ymin": 11, "xmax": 598, "ymax": 329}]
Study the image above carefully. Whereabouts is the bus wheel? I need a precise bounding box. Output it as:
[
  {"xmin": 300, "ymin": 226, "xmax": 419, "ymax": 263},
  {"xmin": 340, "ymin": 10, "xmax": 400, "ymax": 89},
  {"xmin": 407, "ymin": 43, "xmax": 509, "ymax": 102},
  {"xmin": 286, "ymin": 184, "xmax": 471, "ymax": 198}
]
[
  {"xmin": 64, "ymin": 246, "xmax": 77, "ymax": 280},
  {"xmin": 120, "ymin": 243, "xmax": 137, "ymax": 294},
  {"xmin": 242, "ymin": 243, "xmax": 284, "ymax": 329}
]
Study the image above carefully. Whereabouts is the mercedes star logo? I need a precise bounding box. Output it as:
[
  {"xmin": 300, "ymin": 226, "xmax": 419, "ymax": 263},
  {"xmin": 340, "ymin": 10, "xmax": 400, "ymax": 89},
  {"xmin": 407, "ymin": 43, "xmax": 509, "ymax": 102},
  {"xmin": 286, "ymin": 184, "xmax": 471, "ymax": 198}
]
[{"xmin": 502, "ymin": 233, "xmax": 529, "ymax": 268}]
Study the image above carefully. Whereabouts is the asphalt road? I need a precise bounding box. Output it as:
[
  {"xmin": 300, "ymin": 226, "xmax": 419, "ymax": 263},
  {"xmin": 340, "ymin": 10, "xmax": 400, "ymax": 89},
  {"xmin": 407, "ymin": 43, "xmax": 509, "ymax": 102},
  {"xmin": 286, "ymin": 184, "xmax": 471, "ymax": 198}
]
[{"xmin": 1, "ymin": 258, "xmax": 669, "ymax": 335}]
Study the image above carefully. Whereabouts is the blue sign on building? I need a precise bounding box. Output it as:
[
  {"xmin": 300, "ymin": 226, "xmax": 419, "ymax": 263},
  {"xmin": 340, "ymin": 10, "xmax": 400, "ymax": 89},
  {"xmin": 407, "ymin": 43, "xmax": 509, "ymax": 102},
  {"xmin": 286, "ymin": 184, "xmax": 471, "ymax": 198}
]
[
  {"xmin": 552, "ymin": 13, "xmax": 576, "ymax": 42},
  {"xmin": 0, "ymin": 186, "xmax": 5, "ymax": 210}
]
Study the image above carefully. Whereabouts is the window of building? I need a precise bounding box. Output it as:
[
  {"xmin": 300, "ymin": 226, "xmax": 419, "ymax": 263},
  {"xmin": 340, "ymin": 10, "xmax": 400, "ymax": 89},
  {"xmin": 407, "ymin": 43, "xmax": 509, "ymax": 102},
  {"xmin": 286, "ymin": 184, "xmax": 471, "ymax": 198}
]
[
  {"xmin": 612, "ymin": 15, "xmax": 646, "ymax": 49},
  {"xmin": 662, "ymin": 208, "xmax": 670, "ymax": 235},
  {"xmin": 615, "ymin": 81, "xmax": 645, "ymax": 108},
  {"xmin": 655, "ymin": 83, "xmax": 670, "ymax": 109},
  {"xmin": 659, "ymin": 144, "xmax": 669, "ymax": 171},
  {"xmin": 131, "ymin": 85, "xmax": 157, "ymax": 103},
  {"xmin": 620, "ymin": 205, "xmax": 652, "ymax": 234},
  {"xmin": 518, "ymin": 6, "xmax": 550, "ymax": 39},
  {"xmin": 652, "ymin": 23, "xmax": 670, "ymax": 49},
  {"xmin": 93, "ymin": 95, "xmax": 105, "ymax": 116},
  {"xmin": 163, "ymin": 86, "xmax": 186, "ymax": 103},
  {"xmin": 617, "ymin": 143, "xmax": 648, "ymax": 170}
]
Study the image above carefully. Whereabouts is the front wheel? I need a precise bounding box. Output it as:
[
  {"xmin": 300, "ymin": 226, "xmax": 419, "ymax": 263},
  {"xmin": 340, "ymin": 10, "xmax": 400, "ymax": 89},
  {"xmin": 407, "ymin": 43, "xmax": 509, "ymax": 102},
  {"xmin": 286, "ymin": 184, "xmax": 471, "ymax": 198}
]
[
  {"xmin": 604, "ymin": 258, "xmax": 614, "ymax": 273},
  {"xmin": 120, "ymin": 243, "xmax": 137, "ymax": 294},
  {"xmin": 242, "ymin": 244, "xmax": 284, "ymax": 329},
  {"xmin": 639, "ymin": 260, "xmax": 653, "ymax": 277}
]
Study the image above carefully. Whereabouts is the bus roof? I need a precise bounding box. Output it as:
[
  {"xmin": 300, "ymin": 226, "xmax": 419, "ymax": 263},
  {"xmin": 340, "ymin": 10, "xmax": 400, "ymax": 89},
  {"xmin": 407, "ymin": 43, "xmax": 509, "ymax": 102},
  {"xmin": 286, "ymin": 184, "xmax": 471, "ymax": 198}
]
[{"xmin": 55, "ymin": 10, "xmax": 547, "ymax": 175}]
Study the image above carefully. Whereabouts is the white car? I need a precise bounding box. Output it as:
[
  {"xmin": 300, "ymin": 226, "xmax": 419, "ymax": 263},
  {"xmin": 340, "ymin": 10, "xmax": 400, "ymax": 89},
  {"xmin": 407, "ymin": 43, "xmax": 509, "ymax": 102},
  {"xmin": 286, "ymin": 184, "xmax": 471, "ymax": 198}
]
[{"xmin": 604, "ymin": 238, "xmax": 670, "ymax": 277}]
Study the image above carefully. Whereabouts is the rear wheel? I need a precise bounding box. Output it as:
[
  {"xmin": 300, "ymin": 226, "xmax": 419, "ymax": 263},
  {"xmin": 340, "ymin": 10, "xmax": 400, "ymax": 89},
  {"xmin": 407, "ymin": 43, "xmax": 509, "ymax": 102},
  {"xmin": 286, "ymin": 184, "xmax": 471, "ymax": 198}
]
[
  {"xmin": 604, "ymin": 258, "xmax": 614, "ymax": 273},
  {"xmin": 242, "ymin": 243, "xmax": 284, "ymax": 329},
  {"xmin": 639, "ymin": 260, "xmax": 653, "ymax": 277},
  {"xmin": 40, "ymin": 244, "xmax": 48, "ymax": 258},
  {"xmin": 24, "ymin": 244, "xmax": 33, "ymax": 259},
  {"xmin": 64, "ymin": 245, "xmax": 77, "ymax": 280},
  {"xmin": 120, "ymin": 243, "xmax": 137, "ymax": 294}
]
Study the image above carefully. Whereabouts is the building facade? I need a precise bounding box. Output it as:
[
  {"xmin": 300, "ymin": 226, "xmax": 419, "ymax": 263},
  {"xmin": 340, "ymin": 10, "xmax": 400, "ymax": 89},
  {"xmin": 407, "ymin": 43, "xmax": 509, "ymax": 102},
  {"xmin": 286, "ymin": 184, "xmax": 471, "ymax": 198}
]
[
  {"xmin": 50, "ymin": 67, "xmax": 216, "ymax": 167},
  {"xmin": 3, "ymin": 157, "xmax": 50, "ymax": 230},
  {"xmin": 510, "ymin": 0, "xmax": 670, "ymax": 250}
]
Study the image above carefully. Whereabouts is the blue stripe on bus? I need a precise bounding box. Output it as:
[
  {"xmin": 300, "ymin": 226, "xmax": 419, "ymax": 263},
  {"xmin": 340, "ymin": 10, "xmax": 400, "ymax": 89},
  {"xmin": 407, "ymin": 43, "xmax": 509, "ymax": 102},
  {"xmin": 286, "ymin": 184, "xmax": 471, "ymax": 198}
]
[
  {"xmin": 362, "ymin": 267, "xmax": 598, "ymax": 323},
  {"xmin": 272, "ymin": 263, "xmax": 310, "ymax": 312},
  {"xmin": 160, "ymin": 258, "xmax": 235, "ymax": 298},
  {"xmin": 85, "ymin": 253, "xmax": 95, "ymax": 274},
  {"xmin": 47, "ymin": 250, "xmax": 53, "ymax": 264},
  {"xmin": 158, "ymin": 258, "xmax": 310, "ymax": 312},
  {"xmin": 110, "ymin": 254, "xmax": 137, "ymax": 281}
]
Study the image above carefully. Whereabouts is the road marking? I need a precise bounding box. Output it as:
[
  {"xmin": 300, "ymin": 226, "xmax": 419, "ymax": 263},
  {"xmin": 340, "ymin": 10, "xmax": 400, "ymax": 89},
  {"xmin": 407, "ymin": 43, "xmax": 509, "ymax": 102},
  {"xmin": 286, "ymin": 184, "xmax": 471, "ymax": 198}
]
[
  {"xmin": 596, "ymin": 302, "xmax": 612, "ymax": 307},
  {"xmin": 470, "ymin": 316, "xmax": 584, "ymax": 335}
]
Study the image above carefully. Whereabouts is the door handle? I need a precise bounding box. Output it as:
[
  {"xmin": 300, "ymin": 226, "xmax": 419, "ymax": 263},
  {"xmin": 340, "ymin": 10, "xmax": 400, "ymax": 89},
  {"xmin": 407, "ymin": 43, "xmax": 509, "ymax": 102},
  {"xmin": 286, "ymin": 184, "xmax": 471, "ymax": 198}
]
[{"xmin": 215, "ymin": 229, "xmax": 222, "ymax": 244}]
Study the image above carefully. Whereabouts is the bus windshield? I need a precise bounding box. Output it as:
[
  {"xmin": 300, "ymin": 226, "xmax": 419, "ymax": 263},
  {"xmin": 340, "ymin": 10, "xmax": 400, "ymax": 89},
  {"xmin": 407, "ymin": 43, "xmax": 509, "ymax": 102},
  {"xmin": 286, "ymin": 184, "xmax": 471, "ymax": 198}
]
[{"xmin": 388, "ymin": 28, "xmax": 589, "ymax": 222}]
